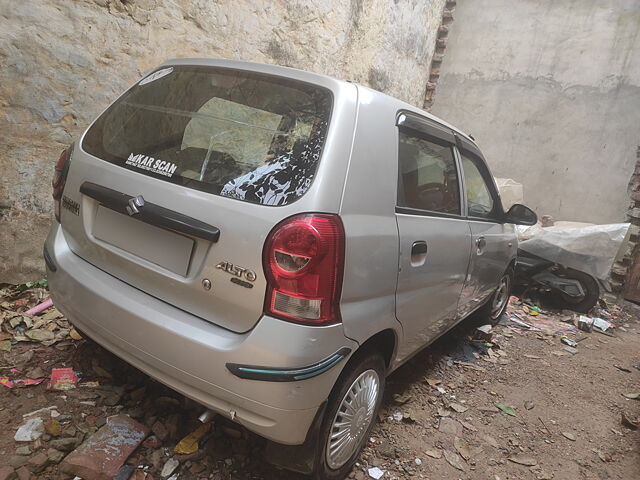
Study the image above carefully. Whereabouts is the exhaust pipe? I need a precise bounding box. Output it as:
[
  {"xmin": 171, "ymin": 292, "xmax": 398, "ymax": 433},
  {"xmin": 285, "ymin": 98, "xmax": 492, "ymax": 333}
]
[{"xmin": 198, "ymin": 410, "xmax": 216, "ymax": 423}]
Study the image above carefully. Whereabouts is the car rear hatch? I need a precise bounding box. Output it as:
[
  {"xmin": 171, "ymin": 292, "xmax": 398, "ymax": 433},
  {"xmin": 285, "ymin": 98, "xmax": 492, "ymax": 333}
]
[{"xmin": 57, "ymin": 62, "xmax": 344, "ymax": 333}]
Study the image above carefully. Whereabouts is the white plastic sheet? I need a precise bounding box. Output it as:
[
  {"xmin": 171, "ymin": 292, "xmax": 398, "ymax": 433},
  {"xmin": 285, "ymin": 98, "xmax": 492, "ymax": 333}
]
[
  {"xmin": 495, "ymin": 178, "xmax": 524, "ymax": 210},
  {"xmin": 516, "ymin": 223, "xmax": 630, "ymax": 280}
]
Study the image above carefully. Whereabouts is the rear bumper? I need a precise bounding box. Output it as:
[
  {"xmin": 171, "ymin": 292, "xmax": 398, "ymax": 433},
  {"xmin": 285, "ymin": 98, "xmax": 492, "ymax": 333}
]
[{"xmin": 44, "ymin": 223, "xmax": 356, "ymax": 445}]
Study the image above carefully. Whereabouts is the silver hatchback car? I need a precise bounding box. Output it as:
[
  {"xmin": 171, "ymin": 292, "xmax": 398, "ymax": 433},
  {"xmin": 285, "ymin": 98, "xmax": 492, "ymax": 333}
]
[{"xmin": 45, "ymin": 58, "xmax": 536, "ymax": 478}]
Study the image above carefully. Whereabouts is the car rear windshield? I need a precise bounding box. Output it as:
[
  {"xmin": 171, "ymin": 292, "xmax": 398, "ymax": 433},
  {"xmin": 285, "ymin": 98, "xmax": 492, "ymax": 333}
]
[{"xmin": 82, "ymin": 66, "xmax": 333, "ymax": 206}]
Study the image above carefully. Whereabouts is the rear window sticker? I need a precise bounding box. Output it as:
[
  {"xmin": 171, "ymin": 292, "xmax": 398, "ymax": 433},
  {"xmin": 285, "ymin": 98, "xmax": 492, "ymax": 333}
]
[
  {"xmin": 126, "ymin": 153, "xmax": 177, "ymax": 177},
  {"xmin": 139, "ymin": 67, "xmax": 173, "ymax": 86}
]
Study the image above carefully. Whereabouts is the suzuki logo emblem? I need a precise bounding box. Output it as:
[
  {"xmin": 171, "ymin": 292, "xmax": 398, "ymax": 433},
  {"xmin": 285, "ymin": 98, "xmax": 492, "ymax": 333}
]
[{"xmin": 126, "ymin": 195, "xmax": 145, "ymax": 216}]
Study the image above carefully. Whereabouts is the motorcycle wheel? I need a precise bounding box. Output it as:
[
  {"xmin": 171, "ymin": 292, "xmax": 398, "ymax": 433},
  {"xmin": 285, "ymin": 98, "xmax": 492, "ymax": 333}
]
[{"xmin": 548, "ymin": 268, "xmax": 599, "ymax": 313}]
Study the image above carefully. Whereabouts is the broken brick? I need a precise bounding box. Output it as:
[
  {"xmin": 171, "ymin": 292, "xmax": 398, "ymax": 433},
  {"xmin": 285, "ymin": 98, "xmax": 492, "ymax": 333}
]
[
  {"xmin": 152, "ymin": 420, "xmax": 169, "ymax": 441},
  {"xmin": 49, "ymin": 437, "xmax": 79, "ymax": 452},
  {"xmin": 27, "ymin": 452, "xmax": 50, "ymax": 473},
  {"xmin": 143, "ymin": 435, "xmax": 161, "ymax": 449},
  {"xmin": 60, "ymin": 415, "xmax": 149, "ymax": 480},
  {"xmin": 0, "ymin": 466, "xmax": 16, "ymax": 480},
  {"xmin": 164, "ymin": 414, "xmax": 181, "ymax": 440}
]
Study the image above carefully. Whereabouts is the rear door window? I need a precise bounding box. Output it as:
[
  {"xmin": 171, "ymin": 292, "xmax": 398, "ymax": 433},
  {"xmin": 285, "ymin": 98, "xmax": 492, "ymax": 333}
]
[
  {"xmin": 82, "ymin": 66, "xmax": 332, "ymax": 206},
  {"xmin": 397, "ymin": 131, "xmax": 461, "ymax": 215}
]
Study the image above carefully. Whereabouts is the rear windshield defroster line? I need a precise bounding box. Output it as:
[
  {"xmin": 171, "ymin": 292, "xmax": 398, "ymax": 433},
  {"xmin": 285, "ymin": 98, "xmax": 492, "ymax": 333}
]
[{"xmin": 82, "ymin": 65, "xmax": 333, "ymax": 206}]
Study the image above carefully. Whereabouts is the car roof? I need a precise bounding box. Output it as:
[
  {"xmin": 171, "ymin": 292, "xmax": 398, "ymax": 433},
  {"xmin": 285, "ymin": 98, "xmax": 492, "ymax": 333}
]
[{"xmin": 159, "ymin": 57, "xmax": 478, "ymax": 146}]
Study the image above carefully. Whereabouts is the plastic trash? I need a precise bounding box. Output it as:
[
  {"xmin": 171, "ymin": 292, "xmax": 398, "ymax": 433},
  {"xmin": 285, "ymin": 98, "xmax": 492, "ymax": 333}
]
[
  {"xmin": 474, "ymin": 324, "xmax": 493, "ymax": 341},
  {"xmin": 25, "ymin": 298, "xmax": 54, "ymax": 316},
  {"xmin": 174, "ymin": 422, "xmax": 212, "ymax": 454},
  {"xmin": 368, "ymin": 467, "xmax": 385, "ymax": 479},
  {"xmin": 49, "ymin": 367, "xmax": 78, "ymax": 390},
  {"xmin": 0, "ymin": 376, "xmax": 45, "ymax": 388},
  {"xmin": 578, "ymin": 316, "xmax": 594, "ymax": 332},
  {"xmin": 592, "ymin": 317, "xmax": 613, "ymax": 331}
]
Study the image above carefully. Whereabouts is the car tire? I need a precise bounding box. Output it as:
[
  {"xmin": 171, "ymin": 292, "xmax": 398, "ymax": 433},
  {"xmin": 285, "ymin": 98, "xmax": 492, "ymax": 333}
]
[
  {"xmin": 479, "ymin": 268, "xmax": 513, "ymax": 325},
  {"xmin": 313, "ymin": 352, "xmax": 386, "ymax": 480}
]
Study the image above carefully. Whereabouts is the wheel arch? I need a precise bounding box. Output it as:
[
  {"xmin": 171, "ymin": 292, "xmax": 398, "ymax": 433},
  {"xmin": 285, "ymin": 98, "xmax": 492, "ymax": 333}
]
[{"xmin": 349, "ymin": 328, "xmax": 397, "ymax": 373}]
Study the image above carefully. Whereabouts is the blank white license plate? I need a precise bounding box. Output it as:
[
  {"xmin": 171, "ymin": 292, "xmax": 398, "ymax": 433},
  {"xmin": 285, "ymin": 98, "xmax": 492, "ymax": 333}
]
[{"xmin": 93, "ymin": 206, "xmax": 194, "ymax": 276}]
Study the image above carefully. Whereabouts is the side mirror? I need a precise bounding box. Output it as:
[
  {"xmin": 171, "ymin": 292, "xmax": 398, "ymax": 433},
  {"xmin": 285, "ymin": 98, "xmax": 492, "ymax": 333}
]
[{"xmin": 504, "ymin": 204, "xmax": 537, "ymax": 225}]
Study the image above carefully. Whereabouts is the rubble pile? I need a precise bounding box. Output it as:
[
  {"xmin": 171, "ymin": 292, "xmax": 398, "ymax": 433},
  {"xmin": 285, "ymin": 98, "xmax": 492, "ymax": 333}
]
[{"xmin": 0, "ymin": 284, "xmax": 277, "ymax": 479}]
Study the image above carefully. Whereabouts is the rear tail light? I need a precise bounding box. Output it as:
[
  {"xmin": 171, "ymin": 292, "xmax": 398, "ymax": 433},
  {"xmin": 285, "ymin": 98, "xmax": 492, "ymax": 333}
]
[
  {"xmin": 52, "ymin": 144, "xmax": 73, "ymax": 222},
  {"xmin": 263, "ymin": 214, "xmax": 345, "ymax": 325}
]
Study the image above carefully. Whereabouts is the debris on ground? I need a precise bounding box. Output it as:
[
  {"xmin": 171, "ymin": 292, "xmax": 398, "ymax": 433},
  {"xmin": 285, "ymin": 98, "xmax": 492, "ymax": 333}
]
[
  {"xmin": 49, "ymin": 367, "xmax": 78, "ymax": 390},
  {"xmin": 614, "ymin": 364, "xmax": 632, "ymax": 373},
  {"xmin": 1, "ymin": 280, "xmax": 638, "ymax": 479},
  {"xmin": 496, "ymin": 402, "xmax": 517, "ymax": 417},
  {"xmin": 14, "ymin": 418, "xmax": 45, "ymax": 442},
  {"xmin": 473, "ymin": 324, "xmax": 493, "ymax": 341},
  {"xmin": 60, "ymin": 415, "xmax": 149, "ymax": 479},
  {"xmin": 621, "ymin": 412, "xmax": 639, "ymax": 430},
  {"xmin": 443, "ymin": 449, "xmax": 464, "ymax": 471},
  {"xmin": 508, "ymin": 455, "xmax": 538, "ymax": 466},
  {"xmin": 367, "ymin": 466, "xmax": 385, "ymax": 479},
  {"xmin": 174, "ymin": 422, "xmax": 212, "ymax": 454}
]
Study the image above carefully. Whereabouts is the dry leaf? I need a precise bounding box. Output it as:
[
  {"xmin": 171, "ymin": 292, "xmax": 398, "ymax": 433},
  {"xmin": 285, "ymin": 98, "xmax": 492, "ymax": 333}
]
[
  {"xmin": 424, "ymin": 448, "xmax": 442, "ymax": 459},
  {"xmin": 454, "ymin": 436, "xmax": 470, "ymax": 461},
  {"xmin": 621, "ymin": 412, "xmax": 639, "ymax": 430},
  {"xmin": 496, "ymin": 402, "xmax": 517, "ymax": 417},
  {"xmin": 437, "ymin": 406, "xmax": 450, "ymax": 417},
  {"xmin": 483, "ymin": 435, "xmax": 499, "ymax": 448},
  {"xmin": 443, "ymin": 450, "xmax": 464, "ymax": 471},
  {"xmin": 460, "ymin": 420, "xmax": 477, "ymax": 432},
  {"xmin": 25, "ymin": 329, "xmax": 55, "ymax": 342},
  {"xmin": 70, "ymin": 328, "xmax": 83, "ymax": 340},
  {"xmin": 450, "ymin": 403, "xmax": 468, "ymax": 413},
  {"xmin": 508, "ymin": 455, "xmax": 537, "ymax": 466},
  {"xmin": 393, "ymin": 393, "xmax": 412, "ymax": 405}
]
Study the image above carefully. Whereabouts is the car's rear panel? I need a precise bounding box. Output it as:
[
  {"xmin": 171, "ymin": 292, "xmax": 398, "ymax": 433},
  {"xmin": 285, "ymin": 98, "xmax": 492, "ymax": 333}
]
[{"xmin": 57, "ymin": 59, "xmax": 358, "ymax": 334}]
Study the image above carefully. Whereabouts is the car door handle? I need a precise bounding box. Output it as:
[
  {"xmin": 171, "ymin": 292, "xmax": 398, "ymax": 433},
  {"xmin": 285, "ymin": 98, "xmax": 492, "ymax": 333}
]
[
  {"xmin": 476, "ymin": 236, "xmax": 486, "ymax": 254},
  {"xmin": 80, "ymin": 182, "xmax": 220, "ymax": 242},
  {"xmin": 411, "ymin": 241, "xmax": 428, "ymax": 267}
]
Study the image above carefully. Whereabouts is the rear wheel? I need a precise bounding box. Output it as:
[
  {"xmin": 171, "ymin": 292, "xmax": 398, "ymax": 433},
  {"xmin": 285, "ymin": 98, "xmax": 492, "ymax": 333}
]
[{"xmin": 314, "ymin": 353, "xmax": 385, "ymax": 480}]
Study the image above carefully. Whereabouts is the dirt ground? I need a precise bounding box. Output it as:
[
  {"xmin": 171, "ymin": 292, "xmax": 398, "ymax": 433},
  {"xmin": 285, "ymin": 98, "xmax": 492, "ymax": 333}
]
[{"xmin": 1, "ymin": 286, "xmax": 639, "ymax": 479}]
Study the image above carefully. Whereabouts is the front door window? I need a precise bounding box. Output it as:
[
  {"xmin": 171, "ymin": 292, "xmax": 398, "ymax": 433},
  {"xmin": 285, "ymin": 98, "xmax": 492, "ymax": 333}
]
[{"xmin": 460, "ymin": 154, "xmax": 495, "ymax": 219}]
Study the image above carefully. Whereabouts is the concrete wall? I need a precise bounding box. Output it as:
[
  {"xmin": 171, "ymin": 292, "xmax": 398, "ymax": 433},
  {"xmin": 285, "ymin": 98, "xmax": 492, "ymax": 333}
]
[
  {"xmin": 431, "ymin": 0, "xmax": 640, "ymax": 224},
  {"xmin": 0, "ymin": 0, "xmax": 446, "ymax": 282}
]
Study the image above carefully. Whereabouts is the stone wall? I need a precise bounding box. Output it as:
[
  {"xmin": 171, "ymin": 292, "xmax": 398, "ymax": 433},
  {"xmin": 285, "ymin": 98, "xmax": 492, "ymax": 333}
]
[
  {"xmin": 430, "ymin": 0, "xmax": 640, "ymax": 225},
  {"xmin": 0, "ymin": 0, "xmax": 446, "ymax": 282}
]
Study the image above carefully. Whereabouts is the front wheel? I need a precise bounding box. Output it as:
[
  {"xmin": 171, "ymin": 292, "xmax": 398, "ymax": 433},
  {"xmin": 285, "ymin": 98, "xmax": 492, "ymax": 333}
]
[
  {"xmin": 313, "ymin": 353, "xmax": 385, "ymax": 480},
  {"xmin": 479, "ymin": 271, "xmax": 513, "ymax": 324}
]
